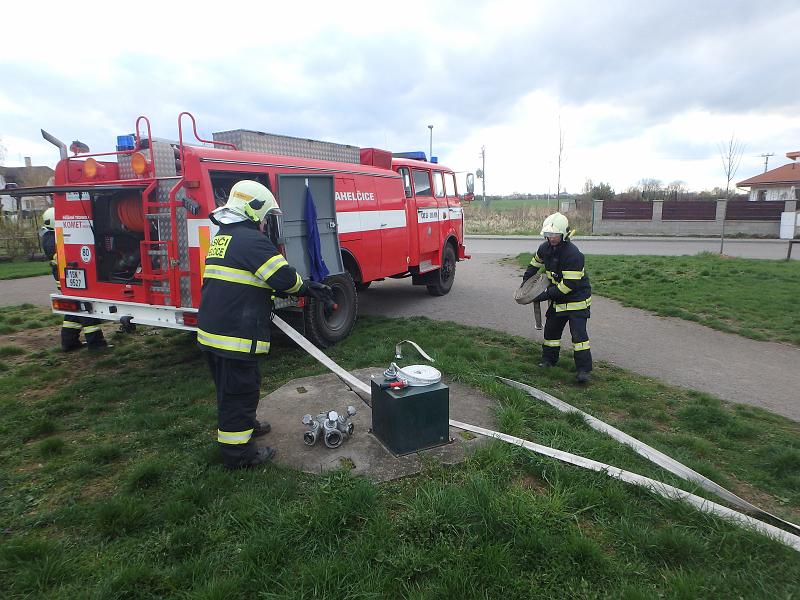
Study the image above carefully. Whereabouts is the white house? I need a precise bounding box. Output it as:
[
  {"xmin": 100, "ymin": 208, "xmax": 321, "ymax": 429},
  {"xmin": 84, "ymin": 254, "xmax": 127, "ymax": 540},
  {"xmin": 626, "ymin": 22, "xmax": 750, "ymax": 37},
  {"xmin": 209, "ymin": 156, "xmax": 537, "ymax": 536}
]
[{"xmin": 737, "ymin": 151, "xmax": 800, "ymax": 202}]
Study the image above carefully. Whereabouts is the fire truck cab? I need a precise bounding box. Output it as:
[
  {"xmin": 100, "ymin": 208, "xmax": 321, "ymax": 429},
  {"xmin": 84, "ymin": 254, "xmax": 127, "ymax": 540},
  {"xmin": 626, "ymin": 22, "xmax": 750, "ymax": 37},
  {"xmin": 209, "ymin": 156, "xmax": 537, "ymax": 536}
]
[{"xmin": 11, "ymin": 113, "xmax": 474, "ymax": 347}]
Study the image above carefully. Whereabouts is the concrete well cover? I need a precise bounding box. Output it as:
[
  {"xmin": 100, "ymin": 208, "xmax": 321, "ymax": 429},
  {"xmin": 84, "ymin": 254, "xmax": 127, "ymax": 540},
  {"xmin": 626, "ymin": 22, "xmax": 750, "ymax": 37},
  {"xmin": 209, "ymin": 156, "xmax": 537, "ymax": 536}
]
[{"xmin": 255, "ymin": 367, "xmax": 497, "ymax": 482}]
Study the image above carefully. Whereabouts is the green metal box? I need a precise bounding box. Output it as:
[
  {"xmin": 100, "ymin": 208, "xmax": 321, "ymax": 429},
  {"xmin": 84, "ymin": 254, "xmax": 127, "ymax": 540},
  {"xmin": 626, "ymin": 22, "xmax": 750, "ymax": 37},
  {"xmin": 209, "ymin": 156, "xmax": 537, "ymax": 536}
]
[{"xmin": 371, "ymin": 379, "xmax": 450, "ymax": 456}]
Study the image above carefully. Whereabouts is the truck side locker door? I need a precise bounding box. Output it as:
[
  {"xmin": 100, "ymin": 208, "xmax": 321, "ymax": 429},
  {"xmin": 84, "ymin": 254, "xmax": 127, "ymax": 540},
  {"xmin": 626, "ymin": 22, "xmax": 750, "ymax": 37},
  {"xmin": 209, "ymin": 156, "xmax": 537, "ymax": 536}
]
[
  {"xmin": 336, "ymin": 176, "xmax": 380, "ymax": 282},
  {"xmin": 412, "ymin": 168, "xmax": 438, "ymax": 267},
  {"xmin": 278, "ymin": 175, "xmax": 344, "ymax": 279},
  {"xmin": 375, "ymin": 176, "xmax": 409, "ymax": 276}
]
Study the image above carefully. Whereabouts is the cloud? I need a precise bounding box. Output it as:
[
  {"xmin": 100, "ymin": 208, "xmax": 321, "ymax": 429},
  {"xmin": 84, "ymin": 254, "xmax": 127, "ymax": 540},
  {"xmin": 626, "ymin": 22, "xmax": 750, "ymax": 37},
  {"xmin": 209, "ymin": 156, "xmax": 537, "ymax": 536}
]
[{"xmin": 1, "ymin": 0, "xmax": 799, "ymax": 194}]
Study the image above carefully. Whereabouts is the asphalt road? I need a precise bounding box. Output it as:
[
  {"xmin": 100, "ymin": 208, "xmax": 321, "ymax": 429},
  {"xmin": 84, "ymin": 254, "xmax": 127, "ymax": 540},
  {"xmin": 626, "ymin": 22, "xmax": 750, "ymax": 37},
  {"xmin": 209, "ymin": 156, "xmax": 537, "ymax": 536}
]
[
  {"xmin": 359, "ymin": 252, "xmax": 800, "ymax": 422},
  {"xmin": 2, "ymin": 238, "xmax": 798, "ymax": 420},
  {"xmin": 0, "ymin": 275, "xmax": 54, "ymax": 307}
]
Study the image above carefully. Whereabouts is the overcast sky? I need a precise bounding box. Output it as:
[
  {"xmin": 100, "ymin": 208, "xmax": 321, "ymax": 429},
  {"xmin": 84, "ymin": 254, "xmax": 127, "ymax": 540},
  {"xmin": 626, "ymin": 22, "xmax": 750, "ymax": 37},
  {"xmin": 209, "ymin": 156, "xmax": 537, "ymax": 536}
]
[{"xmin": 2, "ymin": 0, "xmax": 799, "ymax": 195}]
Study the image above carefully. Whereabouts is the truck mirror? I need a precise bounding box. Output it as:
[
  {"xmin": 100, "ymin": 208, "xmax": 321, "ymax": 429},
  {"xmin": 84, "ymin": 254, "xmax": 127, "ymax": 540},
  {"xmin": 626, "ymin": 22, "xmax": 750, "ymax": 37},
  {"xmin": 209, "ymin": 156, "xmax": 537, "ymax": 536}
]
[{"xmin": 466, "ymin": 173, "xmax": 475, "ymax": 194}]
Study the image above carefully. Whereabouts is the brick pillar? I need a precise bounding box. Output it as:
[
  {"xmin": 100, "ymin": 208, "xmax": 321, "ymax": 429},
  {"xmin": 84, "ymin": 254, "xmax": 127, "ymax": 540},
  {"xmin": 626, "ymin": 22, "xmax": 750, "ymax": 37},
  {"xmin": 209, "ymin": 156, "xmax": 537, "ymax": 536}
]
[
  {"xmin": 715, "ymin": 199, "xmax": 727, "ymax": 223},
  {"xmin": 653, "ymin": 201, "xmax": 663, "ymax": 223},
  {"xmin": 785, "ymin": 200, "xmax": 798, "ymax": 238},
  {"xmin": 592, "ymin": 200, "xmax": 603, "ymax": 233}
]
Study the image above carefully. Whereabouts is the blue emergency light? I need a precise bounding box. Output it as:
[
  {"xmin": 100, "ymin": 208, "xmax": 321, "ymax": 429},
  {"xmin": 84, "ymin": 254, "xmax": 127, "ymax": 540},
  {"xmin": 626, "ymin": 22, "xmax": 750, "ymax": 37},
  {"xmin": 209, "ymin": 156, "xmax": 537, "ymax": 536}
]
[
  {"xmin": 116, "ymin": 135, "xmax": 135, "ymax": 151},
  {"xmin": 393, "ymin": 151, "xmax": 428, "ymax": 161},
  {"xmin": 431, "ymin": 156, "xmax": 438, "ymax": 164}
]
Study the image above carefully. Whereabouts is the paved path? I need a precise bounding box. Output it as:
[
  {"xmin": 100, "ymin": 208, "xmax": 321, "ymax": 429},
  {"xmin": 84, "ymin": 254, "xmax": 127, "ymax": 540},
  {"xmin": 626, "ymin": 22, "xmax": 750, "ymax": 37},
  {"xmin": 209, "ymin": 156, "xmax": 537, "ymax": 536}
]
[
  {"xmin": 0, "ymin": 276, "xmax": 54, "ymax": 308},
  {"xmin": 3, "ymin": 238, "xmax": 799, "ymax": 420},
  {"xmin": 359, "ymin": 253, "xmax": 800, "ymax": 422}
]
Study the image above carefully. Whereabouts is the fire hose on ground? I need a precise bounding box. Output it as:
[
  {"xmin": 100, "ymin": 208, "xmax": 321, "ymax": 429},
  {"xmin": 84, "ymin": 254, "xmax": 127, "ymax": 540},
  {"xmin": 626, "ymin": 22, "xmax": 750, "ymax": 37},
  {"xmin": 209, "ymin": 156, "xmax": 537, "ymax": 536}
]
[{"xmin": 270, "ymin": 314, "xmax": 800, "ymax": 553}]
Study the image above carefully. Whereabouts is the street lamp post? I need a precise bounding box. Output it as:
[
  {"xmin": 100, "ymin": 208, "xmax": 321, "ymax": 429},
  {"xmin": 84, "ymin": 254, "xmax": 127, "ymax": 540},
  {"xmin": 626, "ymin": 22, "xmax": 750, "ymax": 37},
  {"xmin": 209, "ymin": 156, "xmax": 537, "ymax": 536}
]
[{"xmin": 427, "ymin": 124, "xmax": 433, "ymax": 161}]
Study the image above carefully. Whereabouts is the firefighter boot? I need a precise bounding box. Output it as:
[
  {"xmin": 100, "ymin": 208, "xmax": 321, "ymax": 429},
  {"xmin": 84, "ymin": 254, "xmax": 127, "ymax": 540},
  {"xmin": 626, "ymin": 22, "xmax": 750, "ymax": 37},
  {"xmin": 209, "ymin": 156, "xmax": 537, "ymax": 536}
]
[
  {"xmin": 253, "ymin": 421, "xmax": 271, "ymax": 438},
  {"xmin": 576, "ymin": 371, "xmax": 591, "ymax": 384},
  {"xmin": 248, "ymin": 446, "xmax": 277, "ymax": 466},
  {"xmin": 538, "ymin": 360, "xmax": 556, "ymax": 368},
  {"xmin": 87, "ymin": 341, "xmax": 114, "ymax": 353}
]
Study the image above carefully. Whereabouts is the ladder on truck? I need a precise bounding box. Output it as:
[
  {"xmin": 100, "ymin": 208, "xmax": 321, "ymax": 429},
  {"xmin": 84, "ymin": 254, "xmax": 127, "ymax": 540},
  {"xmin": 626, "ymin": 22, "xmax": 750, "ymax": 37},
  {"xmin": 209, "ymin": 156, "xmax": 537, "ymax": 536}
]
[
  {"xmin": 137, "ymin": 113, "xmax": 239, "ymax": 307},
  {"xmin": 138, "ymin": 190, "xmax": 182, "ymax": 306}
]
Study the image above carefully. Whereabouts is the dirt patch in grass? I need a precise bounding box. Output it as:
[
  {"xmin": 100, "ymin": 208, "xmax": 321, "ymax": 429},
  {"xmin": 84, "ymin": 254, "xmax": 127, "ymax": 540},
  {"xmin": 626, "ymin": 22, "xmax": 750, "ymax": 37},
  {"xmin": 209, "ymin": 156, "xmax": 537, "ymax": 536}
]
[
  {"xmin": 517, "ymin": 473, "xmax": 548, "ymax": 493},
  {"xmin": 0, "ymin": 325, "xmax": 61, "ymax": 355},
  {"xmin": 727, "ymin": 475, "xmax": 800, "ymax": 521},
  {"xmin": 79, "ymin": 478, "xmax": 120, "ymax": 501}
]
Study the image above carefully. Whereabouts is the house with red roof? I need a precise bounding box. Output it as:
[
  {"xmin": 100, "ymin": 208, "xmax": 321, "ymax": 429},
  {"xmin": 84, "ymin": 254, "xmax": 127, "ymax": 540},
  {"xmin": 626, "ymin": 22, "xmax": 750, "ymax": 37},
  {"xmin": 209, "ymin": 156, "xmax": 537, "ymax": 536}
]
[{"xmin": 737, "ymin": 151, "xmax": 800, "ymax": 202}]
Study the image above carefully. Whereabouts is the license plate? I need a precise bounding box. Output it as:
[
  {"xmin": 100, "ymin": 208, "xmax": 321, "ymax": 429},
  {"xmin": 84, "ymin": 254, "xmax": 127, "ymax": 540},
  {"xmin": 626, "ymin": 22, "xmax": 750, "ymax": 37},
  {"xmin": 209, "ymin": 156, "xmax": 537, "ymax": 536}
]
[{"xmin": 65, "ymin": 268, "xmax": 87, "ymax": 290}]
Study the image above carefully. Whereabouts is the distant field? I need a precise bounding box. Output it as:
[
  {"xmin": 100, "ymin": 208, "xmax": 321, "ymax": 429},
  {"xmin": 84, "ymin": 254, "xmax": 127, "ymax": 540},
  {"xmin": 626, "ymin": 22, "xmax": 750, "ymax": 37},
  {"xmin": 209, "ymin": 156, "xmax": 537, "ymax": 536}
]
[
  {"xmin": 475, "ymin": 198, "xmax": 558, "ymax": 211},
  {"xmin": 465, "ymin": 201, "xmax": 591, "ymax": 236}
]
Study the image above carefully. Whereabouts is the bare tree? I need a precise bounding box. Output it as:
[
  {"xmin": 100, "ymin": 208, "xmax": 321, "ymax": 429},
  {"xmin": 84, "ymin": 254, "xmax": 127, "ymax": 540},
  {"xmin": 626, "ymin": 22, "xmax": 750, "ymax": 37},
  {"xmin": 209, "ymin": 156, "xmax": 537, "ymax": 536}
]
[
  {"xmin": 0, "ymin": 135, "xmax": 6, "ymax": 165},
  {"xmin": 718, "ymin": 134, "xmax": 745, "ymax": 255},
  {"xmin": 719, "ymin": 134, "xmax": 745, "ymax": 198},
  {"xmin": 665, "ymin": 180, "xmax": 688, "ymax": 193},
  {"xmin": 581, "ymin": 178, "xmax": 594, "ymax": 199},
  {"xmin": 638, "ymin": 178, "xmax": 663, "ymax": 194}
]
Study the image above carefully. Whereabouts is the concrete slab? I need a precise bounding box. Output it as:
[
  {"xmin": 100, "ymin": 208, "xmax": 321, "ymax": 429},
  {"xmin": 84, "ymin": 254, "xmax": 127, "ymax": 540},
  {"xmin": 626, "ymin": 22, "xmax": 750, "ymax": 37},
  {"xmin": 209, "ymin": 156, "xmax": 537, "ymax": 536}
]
[{"xmin": 255, "ymin": 367, "xmax": 497, "ymax": 482}]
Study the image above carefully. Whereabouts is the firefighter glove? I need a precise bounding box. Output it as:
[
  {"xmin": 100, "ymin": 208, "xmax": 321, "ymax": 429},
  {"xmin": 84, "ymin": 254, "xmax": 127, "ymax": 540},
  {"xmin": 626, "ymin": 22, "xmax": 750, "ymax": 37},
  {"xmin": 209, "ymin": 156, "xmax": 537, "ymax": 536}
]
[
  {"xmin": 301, "ymin": 281, "xmax": 336, "ymax": 317},
  {"xmin": 301, "ymin": 280, "xmax": 333, "ymax": 301},
  {"xmin": 532, "ymin": 287, "xmax": 553, "ymax": 303},
  {"xmin": 522, "ymin": 266, "xmax": 539, "ymax": 283}
]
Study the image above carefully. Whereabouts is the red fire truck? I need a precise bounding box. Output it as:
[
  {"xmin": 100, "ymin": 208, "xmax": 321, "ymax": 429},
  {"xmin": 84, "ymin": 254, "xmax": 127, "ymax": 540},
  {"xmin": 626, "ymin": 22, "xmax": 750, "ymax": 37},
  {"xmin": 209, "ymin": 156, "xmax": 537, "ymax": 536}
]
[{"xmin": 12, "ymin": 113, "xmax": 474, "ymax": 346}]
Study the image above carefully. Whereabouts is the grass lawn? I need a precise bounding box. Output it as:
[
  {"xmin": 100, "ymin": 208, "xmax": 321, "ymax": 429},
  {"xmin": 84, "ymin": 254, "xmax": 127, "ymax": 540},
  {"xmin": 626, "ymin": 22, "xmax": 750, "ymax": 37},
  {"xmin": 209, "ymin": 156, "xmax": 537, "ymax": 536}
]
[
  {"xmin": 1, "ymin": 306, "xmax": 799, "ymax": 599},
  {"xmin": 517, "ymin": 252, "xmax": 800, "ymax": 347},
  {"xmin": 0, "ymin": 260, "xmax": 51, "ymax": 280},
  {"xmin": 0, "ymin": 303, "xmax": 62, "ymax": 334}
]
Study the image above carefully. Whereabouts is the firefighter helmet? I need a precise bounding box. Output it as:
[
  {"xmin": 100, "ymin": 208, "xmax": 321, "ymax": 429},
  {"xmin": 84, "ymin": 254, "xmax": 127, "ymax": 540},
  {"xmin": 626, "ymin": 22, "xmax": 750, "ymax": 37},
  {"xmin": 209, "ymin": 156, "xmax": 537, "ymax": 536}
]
[
  {"xmin": 223, "ymin": 180, "xmax": 281, "ymax": 223},
  {"xmin": 42, "ymin": 207, "xmax": 55, "ymax": 229},
  {"xmin": 541, "ymin": 212, "xmax": 570, "ymax": 240}
]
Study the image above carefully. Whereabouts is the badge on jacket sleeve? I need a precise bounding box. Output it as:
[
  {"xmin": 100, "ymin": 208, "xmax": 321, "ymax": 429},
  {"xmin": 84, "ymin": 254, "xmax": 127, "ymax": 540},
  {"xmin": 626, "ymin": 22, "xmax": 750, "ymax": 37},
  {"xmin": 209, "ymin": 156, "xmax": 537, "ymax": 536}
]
[{"xmin": 207, "ymin": 235, "xmax": 232, "ymax": 259}]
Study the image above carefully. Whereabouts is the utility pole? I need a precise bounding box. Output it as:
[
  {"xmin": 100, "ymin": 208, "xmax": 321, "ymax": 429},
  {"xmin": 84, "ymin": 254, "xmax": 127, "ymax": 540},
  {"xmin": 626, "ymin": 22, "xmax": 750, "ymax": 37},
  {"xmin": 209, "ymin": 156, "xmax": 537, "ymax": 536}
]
[
  {"xmin": 427, "ymin": 125, "xmax": 433, "ymax": 161},
  {"xmin": 556, "ymin": 116, "xmax": 564, "ymax": 200},
  {"xmin": 480, "ymin": 145, "xmax": 486, "ymax": 203},
  {"xmin": 759, "ymin": 153, "xmax": 774, "ymax": 173}
]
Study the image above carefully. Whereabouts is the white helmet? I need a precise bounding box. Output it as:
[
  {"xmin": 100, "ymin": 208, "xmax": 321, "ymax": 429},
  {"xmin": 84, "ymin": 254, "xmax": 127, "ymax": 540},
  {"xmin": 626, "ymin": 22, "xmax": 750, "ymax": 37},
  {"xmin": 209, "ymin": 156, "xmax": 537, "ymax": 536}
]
[
  {"xmin": 42, "ymin": 207, "xmax": 55, "ymax": 229},
  {"xmin": 211, "ymin": 180, "xmax": 281, "ymax": 224},
  {"xmin": 541, "ymin": 212, "xmax": 570, "ymax": 240}
]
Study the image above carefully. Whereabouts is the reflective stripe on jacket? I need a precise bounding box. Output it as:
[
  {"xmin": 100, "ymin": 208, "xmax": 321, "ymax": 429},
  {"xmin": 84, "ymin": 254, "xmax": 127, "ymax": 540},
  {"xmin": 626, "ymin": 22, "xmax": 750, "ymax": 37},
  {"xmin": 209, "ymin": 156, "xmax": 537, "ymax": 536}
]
[
  {"xmin": 527, "ymin": 240, "xmax": 592, "ymax": 312},
  {"xmin": 197, "ymin": 221, "xmax": 303, "ymax": 359}
]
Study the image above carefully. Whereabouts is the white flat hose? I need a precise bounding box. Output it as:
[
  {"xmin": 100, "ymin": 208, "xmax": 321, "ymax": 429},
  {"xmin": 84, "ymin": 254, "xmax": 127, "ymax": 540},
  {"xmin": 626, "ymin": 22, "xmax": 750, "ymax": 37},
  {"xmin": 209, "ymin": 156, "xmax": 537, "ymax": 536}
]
[
  {"xmin": 395, "ymin": 340, "xmax": 435, "ymax": 362},
  {"xmin": 497, "ymin": 376, "xmax": 800, "ymax": 537},
  {"xmin": 272, "ymin": 315, "xmax": 371, "ymax": 401},
  {"xmin": 271, "ymin": 315, "xmax": 800, "ymax": 553},
  {"xmin": 449, "ymin": 419, "xmax": 800, "ymax": 553},
  {"xmin": 397, "ymin": 364, "xmax": 442, "ymax": 386}
]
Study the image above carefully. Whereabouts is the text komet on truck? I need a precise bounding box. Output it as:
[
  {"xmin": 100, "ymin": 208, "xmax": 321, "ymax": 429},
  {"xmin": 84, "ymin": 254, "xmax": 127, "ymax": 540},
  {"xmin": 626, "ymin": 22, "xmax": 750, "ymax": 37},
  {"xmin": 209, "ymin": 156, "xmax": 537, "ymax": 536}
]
[{"xmin": 12, "ymin": 113, "xmax": 474, "ymax": 346}]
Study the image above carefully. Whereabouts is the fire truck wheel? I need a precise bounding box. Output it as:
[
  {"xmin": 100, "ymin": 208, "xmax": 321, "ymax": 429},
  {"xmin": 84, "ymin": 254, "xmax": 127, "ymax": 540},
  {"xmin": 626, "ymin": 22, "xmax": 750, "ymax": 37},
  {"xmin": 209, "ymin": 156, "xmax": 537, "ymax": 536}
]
[
  {"xmin": 355, "ymin": 281, "xmax": 371, "ymax": 291},
  {"xmin": 427, "ymin": 244, "xmax": 457, "ymax": 297},
  {"xmin": 303, "ymin": 272, "xmax": 358, "ymax": 348}
]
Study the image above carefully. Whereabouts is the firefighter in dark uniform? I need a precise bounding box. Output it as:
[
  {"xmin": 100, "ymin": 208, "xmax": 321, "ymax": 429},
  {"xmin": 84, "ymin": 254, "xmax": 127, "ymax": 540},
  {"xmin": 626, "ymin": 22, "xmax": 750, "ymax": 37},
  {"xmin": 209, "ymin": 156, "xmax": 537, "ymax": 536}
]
[
  {"xmin": 198, "ymin": 181, "xmax": 333, "ymax": 470},
  {"xmin": 523, "ymin": 212, "xmax": 593, "ymax": 383},
  {"xmin": 39, "ymin": 207, "xmax": 109, "ymax": 352}
]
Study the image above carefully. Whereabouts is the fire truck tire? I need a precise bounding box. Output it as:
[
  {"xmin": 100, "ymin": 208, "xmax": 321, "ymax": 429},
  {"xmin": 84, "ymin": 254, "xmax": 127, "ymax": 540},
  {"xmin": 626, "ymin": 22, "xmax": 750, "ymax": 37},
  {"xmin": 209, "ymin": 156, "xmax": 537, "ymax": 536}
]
[
  {"xmin": 426, "ymin": 244, "xmax": 457, "ymax": 296},
  {"xmin": 303, "ymin": 272, "xmax": 358, "ymax": 348},
  {"xmin": 355, "ymin": 281, "xmax": 371, "ymax": 291}
]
